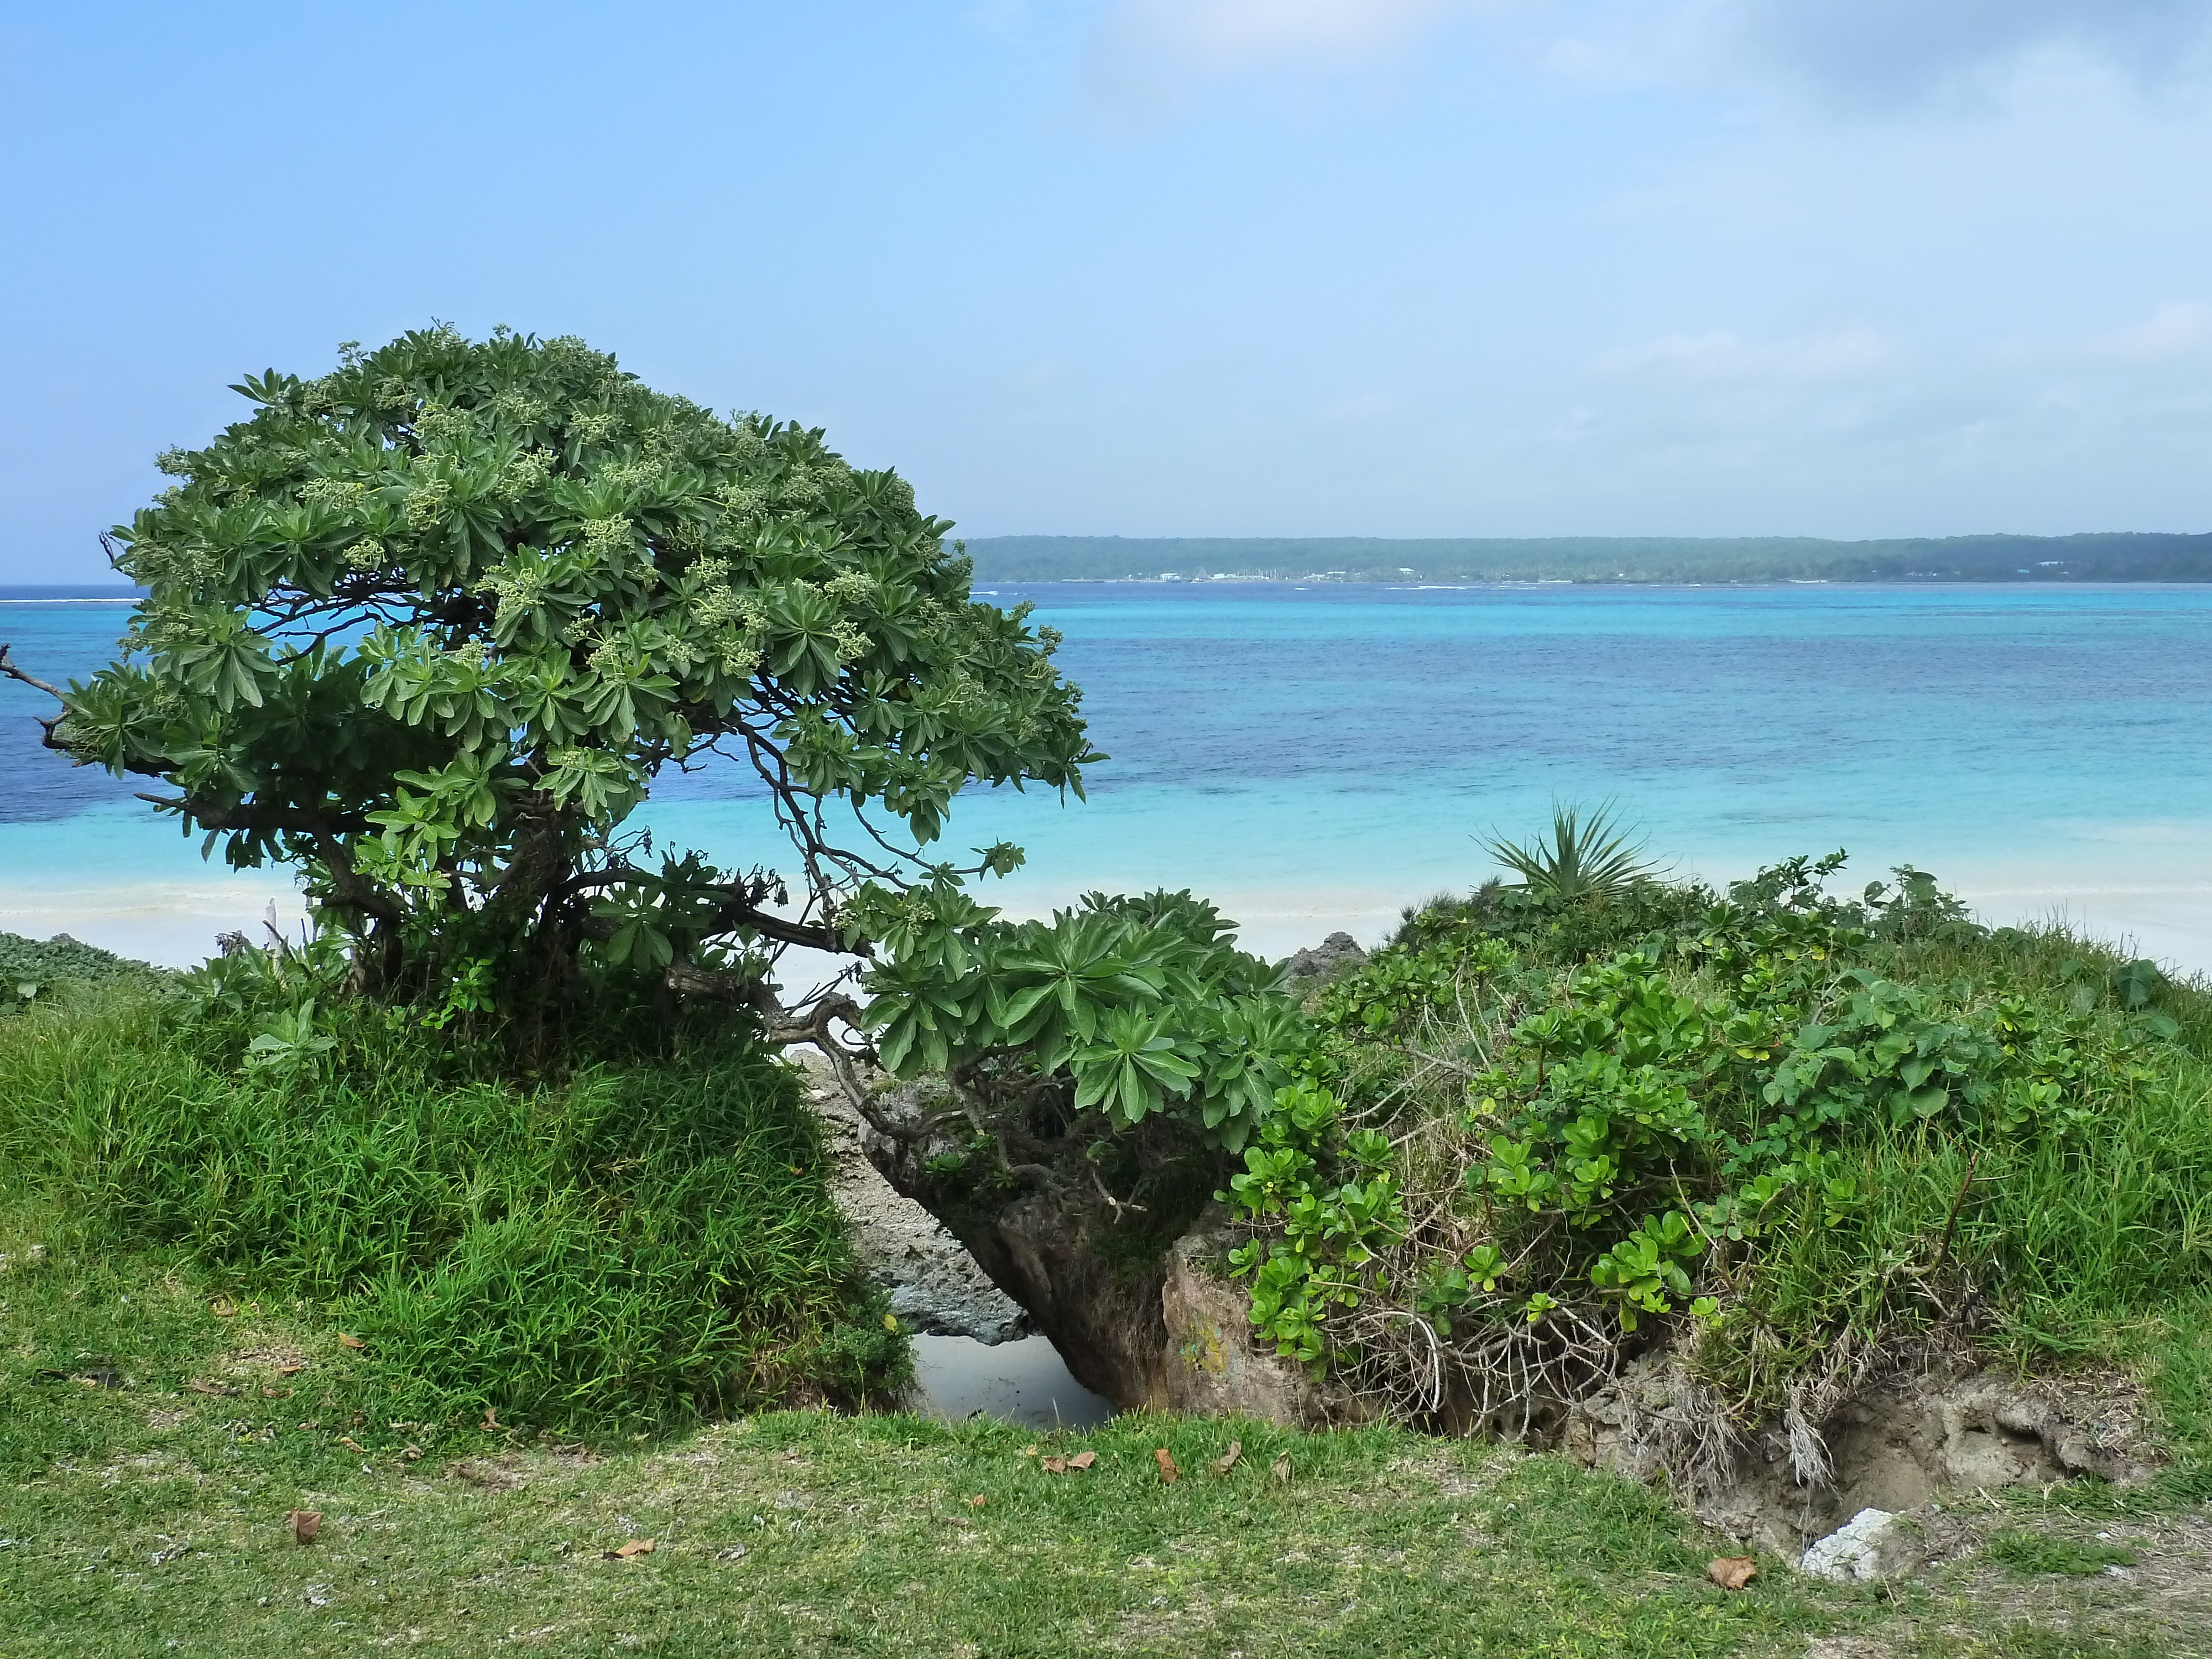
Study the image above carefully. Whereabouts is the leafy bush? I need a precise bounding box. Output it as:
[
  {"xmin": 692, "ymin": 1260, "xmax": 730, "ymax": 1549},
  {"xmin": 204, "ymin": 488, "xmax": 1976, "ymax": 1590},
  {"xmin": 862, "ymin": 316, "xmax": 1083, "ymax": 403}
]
[
  {"xmin": 0, "ymin": 930, "xmax": 164, "ymax": 1013},
  {"xmin": 0, "ymin": 980, "xmax": 900, "ymax": 1430},
  {"xmin": 1219, "ymin": 854, "xmax": 2212, "ymax": 1430},
  {"xmin": 857, "ymin": 886, "xmax": 1305, "ymax": 1154}
]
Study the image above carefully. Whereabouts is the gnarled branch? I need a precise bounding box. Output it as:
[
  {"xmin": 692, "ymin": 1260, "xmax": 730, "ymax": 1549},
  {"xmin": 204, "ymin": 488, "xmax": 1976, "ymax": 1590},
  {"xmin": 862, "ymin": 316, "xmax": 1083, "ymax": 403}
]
[
  {"xmin": 0, "ymin": 644, "xmax": 68, "ymax": 745},
  {"xmin": 0, "ymin": 643, "xmax": 62, "ymax": 701},
  {"xmin": 134, "ymin": 793, "xmax": 374, "ymax": 838}
]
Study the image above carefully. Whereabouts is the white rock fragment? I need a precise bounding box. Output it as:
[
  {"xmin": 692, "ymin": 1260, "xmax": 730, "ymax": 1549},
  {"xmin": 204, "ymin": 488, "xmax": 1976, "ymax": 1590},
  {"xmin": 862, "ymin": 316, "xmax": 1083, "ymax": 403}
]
[{"xmin": 1799, "ymin": 1508, "xmax": 1914, "ymax": 1582}]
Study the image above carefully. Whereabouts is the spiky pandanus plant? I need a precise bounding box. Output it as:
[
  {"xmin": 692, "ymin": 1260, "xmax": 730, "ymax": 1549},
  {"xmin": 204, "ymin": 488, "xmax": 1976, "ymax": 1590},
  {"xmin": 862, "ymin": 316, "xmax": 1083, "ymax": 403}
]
[{"xmin": 1480, "ymin": 802, "xmax": 1659, "ymax": 903}]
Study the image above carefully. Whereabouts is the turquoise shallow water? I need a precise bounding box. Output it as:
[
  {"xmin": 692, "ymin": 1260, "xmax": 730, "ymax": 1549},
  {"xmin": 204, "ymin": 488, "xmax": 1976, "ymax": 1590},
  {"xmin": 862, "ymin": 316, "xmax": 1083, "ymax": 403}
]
[{"xmin": 6, "ymin": 583, "xmax": 2210, "ymax": 966}]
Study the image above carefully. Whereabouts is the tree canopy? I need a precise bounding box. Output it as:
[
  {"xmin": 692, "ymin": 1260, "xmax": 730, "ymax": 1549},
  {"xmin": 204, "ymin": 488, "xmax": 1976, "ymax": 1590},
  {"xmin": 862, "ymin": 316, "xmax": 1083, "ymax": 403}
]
[{"xmin": 22, "ymin": 326, "xmax": 1098, "ymax": 1019}]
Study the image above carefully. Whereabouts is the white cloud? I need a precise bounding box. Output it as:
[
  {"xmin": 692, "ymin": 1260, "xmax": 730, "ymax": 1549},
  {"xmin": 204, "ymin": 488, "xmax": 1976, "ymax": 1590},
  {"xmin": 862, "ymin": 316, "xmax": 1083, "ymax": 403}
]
[
  {"xmin": 1716, "ymin": 0, "xmax": 2212, "ymax": 103},
  {"xmin": 1521, "ymin": 302, "xmax": 2212, "ymax": 532},
  {"xmin": 1097, "ymin": 0, "xmax": 1466, "ymax": 71},
  {"xmin": 1081, "ymin": 0, "xmax": 1492, "ymax": 114},
  {"xmin": 2048, "ymin": 300, "xmax": 2212, "ymax": 365},
  {"xmin": 1079, "ymin": 0, "xmax": 2212, "ymax": 108},
  {"xmin": 1592, "ymin": 324, "xmax": 1901, "ymax": 384}
]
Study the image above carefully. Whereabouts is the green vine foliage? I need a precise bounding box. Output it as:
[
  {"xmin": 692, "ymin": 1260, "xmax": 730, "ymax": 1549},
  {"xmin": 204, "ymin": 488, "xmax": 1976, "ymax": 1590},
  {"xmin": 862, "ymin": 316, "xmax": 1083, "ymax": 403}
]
[
  {"xmin": 1222, "ymin": 855, "xmax": 2183, "ymax": 1404},
  {"xmin": 40, "ymin": 327, "xmax": 1097, "ymax": 1018}
]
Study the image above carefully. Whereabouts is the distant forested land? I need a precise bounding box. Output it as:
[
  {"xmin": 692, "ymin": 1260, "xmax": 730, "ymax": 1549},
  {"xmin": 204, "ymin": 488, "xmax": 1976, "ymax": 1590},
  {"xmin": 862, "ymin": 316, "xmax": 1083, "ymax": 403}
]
[{"xmin": 963, "ymin": 533, "xmax": 2212, "ymax": 584}]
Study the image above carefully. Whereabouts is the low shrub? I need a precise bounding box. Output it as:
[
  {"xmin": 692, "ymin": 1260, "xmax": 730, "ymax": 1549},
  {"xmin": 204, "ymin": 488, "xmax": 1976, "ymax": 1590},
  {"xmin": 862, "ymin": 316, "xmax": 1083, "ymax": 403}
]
[
  {"xmin": 1229, "ymin": 856, "xmax": 2212, "ymax": 1439},
  {"xmin": 0, "ymin": 928, "xmax": 166, "ymax": 1013},
  {"xmin": 0, "ymin": 981, "xmax": 904, "ymax": 1432}
]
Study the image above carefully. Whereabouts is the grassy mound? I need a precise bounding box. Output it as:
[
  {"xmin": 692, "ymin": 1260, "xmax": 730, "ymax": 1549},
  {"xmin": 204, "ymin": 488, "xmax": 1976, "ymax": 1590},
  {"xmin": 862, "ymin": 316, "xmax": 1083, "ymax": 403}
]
[
  {"xmin": 1228, "ymin": 858, "xmax": 2212, "ymax": 1452},
  {"xmin": 6, "ymin": 1176, "xmax": 2208, "ymax": 1654},
  {"xmin": 0, "ymin": 928, "xmax": 165, "ymax": 1009},
  {"xmin": 0, "ymin": 977, "xmax": 903, "ymax": 1439}
]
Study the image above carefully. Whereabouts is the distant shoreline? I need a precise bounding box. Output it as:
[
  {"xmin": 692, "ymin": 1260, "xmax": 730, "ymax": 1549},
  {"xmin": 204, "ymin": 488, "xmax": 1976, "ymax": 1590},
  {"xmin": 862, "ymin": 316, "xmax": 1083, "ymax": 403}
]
[
  {"xmin": 963, "ymin": 531, "xmax": 2212, "ymax": 586},
  {"xmin": 16, "ymin": 523, "xmax": 2212, "ymax": 596}
]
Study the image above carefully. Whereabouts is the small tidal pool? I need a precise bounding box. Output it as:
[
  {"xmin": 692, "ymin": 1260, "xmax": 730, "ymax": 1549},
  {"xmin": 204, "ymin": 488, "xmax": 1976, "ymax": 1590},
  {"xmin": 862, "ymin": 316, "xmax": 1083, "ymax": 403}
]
[{"xmin": 909, "ymin": 1333, "xmax": 1116, "ymax": 1429}]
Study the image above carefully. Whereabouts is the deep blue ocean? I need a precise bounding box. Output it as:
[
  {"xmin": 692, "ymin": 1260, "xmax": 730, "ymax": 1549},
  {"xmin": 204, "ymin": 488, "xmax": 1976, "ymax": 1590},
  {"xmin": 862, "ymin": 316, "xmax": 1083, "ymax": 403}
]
[{"xmin": 6, "ymin": 582, "xmax": 2210, "ymax": 966}]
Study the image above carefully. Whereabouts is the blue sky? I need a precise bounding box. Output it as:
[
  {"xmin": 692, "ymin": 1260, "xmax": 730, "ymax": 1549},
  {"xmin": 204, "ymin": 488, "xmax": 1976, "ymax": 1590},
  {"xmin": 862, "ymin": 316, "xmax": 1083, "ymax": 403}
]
[{"xmin": 6, "ymin": 0, "xmax": 2212, "ymax": 581}]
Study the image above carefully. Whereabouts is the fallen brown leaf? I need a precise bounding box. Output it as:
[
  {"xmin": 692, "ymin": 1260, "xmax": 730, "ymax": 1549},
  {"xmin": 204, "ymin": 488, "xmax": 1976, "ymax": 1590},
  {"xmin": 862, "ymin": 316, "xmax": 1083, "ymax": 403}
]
[
  {"xmin": 1211, "ymin": 1441, "xmax": 1243, "ymax": 1477},
  {"xmin": 481, "ymin": 1406, "xmax": 500, "ymax": 1431},
  {"xmin": 338, "ymin": 1436, "xmax": 367, "ymax": 1453},
  {"xmin": 1707, "ymin": 1556, "xmax": 1758, "ymax": 1591},
  {"xmin": 1270, "ymin": 1452, "xmax": 1291, "ymax": 1484},
  {"xmin": 209, "ymin": 1298, "xmax": 237, "ymax": 1318},
  {"xmin": 277, "ymin": 1363, "xmax": 304, "ymax": 1377},
  {"xmin": 1040, "ymin": 1455, "xmax": 1068, "ymax": 1473},
  {"xmin": 1020, "ymin": 1444, "xmax": 1038, "ymax": 1457},
  {"xmin": 285, "ymin": 1510, "xmax": 322, "ymax": 1546},
  {"xmin": 186, "ymin": 1379, "xmax": 235, "ymax": 1396},
  {"xmin": 1067, "ymin": 1450, "xmax": 1097, "ymax": 1470},
  {"xmin": 262, "ymin": 1386, "xmax": 292, "ymax": 1400},
  {"xmin": 337, "ymin": 1333, "xmax": 365, "ymax": 1350},
  {"xmin": 402, "ymin": 1444, "xmax": 423, "ymax": 1461},
  {"xmin": 604, "ymin": 1539, "xmax": 656, "ymax": 1559},
  {"xmin": 966, "ymin": 1494, "xmax": 988, "ymax": 1507},
  {"xmin": 1154, "ymin": 1447, "xmax": 1180, "ymax": 1484}
]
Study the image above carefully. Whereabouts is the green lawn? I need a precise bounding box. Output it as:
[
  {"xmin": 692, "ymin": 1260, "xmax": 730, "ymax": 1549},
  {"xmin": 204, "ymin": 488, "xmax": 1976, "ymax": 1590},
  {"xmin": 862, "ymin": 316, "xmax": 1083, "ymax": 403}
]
[{"xmin": 4, "ymin": 1225, "xmax": 2207, "ymax": 1658}]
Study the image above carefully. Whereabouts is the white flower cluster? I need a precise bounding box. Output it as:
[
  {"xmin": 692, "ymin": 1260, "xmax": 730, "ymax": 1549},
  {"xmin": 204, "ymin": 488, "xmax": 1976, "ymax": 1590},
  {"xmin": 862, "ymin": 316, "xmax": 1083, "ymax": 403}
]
[
  {"xmin": 502, "ymin": 449, "xmax": 551, "ymax": 493},
  {"xmin": 476, "ymin": 557, "xmax": 545, "ymax": 613},
  {"xmin": 583, "ymin": 516, "xmax": 634, "ymax": 554},
  {"xmin": 414, "ymin": 405, "xmax": 476, "ymax": 447},
  {"xmin": 491, "ymin": 388, "xmax": 550, "ymax": 426},
  {"xmin": 300, "ymin": 477, "xmax": 368, "ymax": 512},
  {"xmin": 404, "ymin": 481, "xmax": 451, "ymax": 533}
]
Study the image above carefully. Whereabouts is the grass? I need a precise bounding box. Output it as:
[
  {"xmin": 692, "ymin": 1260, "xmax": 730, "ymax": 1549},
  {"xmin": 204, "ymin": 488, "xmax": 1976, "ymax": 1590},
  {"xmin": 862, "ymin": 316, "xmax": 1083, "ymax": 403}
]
[
  {"xmin": 1986, "ymin": 1532, "xmax": 2140, "ymax": 1577},
  {"xmin": 0, "ymin": 1223, "xmax": 1852, "ymax": 1656},
  {"xmin": 4, "ymin": 1225, "xmax": 2207, "ymax": 1657},
  {"xmin": 1734, "ymin": 917, "xmax": 2212, "ymax": 1410},
  {"xmin": 0, "ymin": 972, "xmax": 902, "ymax": 1439}
]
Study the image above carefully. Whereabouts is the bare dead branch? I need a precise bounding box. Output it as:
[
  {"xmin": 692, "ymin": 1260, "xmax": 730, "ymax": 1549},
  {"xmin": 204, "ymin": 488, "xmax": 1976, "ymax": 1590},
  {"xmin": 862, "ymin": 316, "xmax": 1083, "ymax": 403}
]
[{"xmin": 0, "ymin": 643, "xmax": 64, "ymax": 701}]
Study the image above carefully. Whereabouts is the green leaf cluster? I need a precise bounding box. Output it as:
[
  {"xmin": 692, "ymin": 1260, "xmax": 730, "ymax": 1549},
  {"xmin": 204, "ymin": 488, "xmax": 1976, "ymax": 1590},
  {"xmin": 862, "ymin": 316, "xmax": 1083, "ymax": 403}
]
[
  {"xmin": 1223, "ymin": 1082, "xmax": 1405, "ymax": 1363},
  {"xmin": 855, "ymin": 886, "xmax": 1302, "ymax": 1150}
]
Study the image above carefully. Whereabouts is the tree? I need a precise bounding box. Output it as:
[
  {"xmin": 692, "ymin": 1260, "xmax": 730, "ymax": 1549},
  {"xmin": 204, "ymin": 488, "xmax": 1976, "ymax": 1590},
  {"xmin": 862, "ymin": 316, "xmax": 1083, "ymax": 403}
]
[{"xmin": 3, "ymin": 326, "xmax": 1098, "ymax": 1030}]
